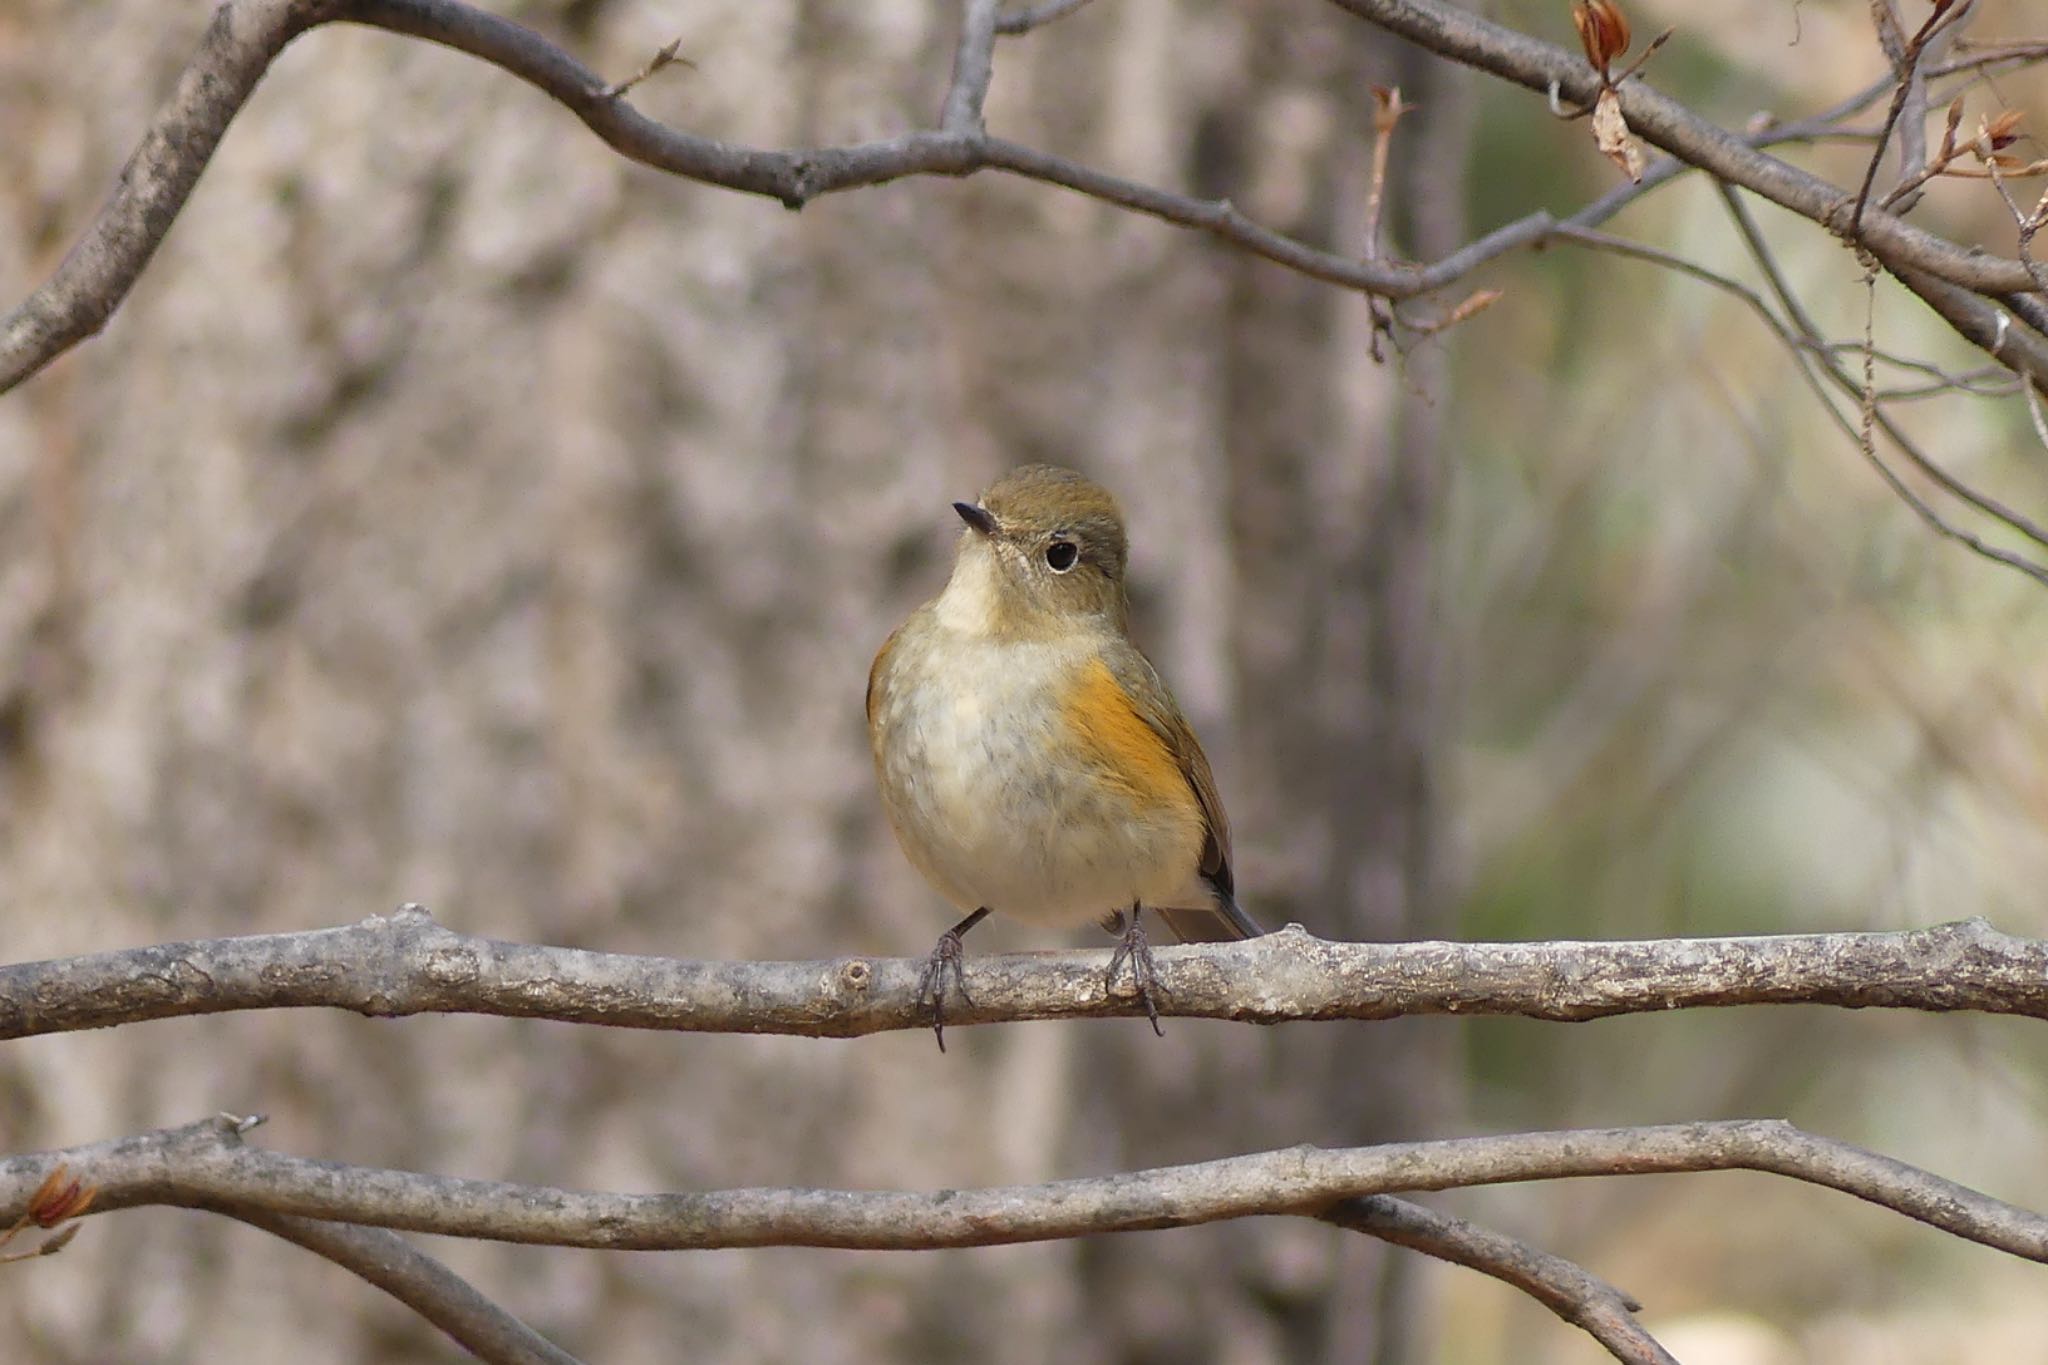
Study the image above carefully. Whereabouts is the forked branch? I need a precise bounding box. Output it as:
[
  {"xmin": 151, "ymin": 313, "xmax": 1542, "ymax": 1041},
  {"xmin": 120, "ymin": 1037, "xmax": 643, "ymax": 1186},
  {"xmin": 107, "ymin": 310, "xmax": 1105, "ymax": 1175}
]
[{"xmin": 9, "ymin": 1114, "xmax": 2048, "ymax": 1364}]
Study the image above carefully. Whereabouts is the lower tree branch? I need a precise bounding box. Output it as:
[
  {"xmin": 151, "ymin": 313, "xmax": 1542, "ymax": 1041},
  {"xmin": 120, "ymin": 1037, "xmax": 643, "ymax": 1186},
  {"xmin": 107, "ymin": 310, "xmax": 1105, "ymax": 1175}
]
[
  {"xmin": 4, "ymin": 907, "xmax": 2046, "ymax": 1041},
  {"xmin": 1322, "ymin": 1196, "xmax": 1676, "ymax": 1365},
  {"xmin": 225, "ymin": 1203, "xmax": 583, "ymax": 1365},
  {"xmin": 4, "ymin": 1114, "xmax": 2041, "ymax": 1260}
]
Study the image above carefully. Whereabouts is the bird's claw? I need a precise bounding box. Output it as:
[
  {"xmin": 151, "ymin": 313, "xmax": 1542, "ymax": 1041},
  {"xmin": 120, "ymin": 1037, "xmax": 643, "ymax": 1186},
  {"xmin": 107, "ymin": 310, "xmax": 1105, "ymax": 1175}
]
[
  {"xmin": 917, "ymin": 928, "xmax": 972, "ymax": 1052},
  {"xmin": 1106, "ymin": 913, "xmax": 1166, "ymax": 1037}
]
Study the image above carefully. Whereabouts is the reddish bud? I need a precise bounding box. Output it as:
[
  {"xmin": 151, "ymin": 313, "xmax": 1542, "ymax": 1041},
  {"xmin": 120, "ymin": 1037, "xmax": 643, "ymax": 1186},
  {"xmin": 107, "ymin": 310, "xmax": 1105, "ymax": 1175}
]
[
  {"xmin": 1573, "ymin": 0, "xmax": 1632, "ymax": 78},
  {"xmin": 25, "ymin": 1167, "xmax": 95, "ymax": 1228}
]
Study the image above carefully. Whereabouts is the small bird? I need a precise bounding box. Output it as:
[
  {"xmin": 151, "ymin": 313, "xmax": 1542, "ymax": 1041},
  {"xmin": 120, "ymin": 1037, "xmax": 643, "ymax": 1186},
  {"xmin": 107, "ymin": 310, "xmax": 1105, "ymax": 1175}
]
[{"xmin": 867, "ymin": 464, "xmax": 1262, "ymax": 1048}]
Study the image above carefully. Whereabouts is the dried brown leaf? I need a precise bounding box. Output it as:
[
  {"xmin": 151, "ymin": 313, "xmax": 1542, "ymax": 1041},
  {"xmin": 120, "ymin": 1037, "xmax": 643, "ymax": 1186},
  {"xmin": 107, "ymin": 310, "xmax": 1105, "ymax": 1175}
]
[
  {"xmin": 1591, "ymin": 87, "xmax": 1645, "ymax": 182},
  {"xmin": 1984, "ymin": 109, "xmax": 2025, "ymax": 150}
]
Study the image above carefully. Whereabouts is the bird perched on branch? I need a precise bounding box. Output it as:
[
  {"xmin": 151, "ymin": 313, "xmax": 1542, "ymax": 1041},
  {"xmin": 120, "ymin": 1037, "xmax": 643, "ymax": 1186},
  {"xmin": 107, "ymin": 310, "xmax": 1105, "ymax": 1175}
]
[{"xmin": 867, "ymin": 464, "xmax": 1262, "ymax": 1048}]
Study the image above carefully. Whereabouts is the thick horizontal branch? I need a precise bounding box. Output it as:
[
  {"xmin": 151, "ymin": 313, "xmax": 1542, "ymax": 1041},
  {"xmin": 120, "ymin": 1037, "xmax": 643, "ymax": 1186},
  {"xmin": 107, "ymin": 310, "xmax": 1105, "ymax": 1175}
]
[
  {"xmin": 4, "ymin": 1115, "xmax": 2043, "ymax": 1263},
  {"xmin": 2, "ymin": 907, "xmax": 2045, "ymax": 1041}
]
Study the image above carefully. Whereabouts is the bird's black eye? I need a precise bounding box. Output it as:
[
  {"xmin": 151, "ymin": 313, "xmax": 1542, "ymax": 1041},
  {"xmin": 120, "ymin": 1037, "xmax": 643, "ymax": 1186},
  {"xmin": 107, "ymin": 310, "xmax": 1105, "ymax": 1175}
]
[{"xmin": 1045, "ymin": 539, "xmax": 1079, "ymax": 573}]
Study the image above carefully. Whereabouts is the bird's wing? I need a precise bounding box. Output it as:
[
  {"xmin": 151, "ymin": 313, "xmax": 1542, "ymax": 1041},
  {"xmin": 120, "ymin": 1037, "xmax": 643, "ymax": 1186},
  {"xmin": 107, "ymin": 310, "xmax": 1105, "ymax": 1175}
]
[
  {"xmin": 1101, "ymin": 644, "xmax": 1262, "ymax": 941},
  {"xmin": 866, "ymin": 625, "xmax": 903, "ymax": 725}
]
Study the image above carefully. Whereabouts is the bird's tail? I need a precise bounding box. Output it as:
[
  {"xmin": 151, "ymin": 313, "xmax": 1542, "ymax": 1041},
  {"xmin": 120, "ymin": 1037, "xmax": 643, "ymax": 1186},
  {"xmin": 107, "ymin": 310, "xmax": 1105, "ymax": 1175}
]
[{"xmin": 1156, "ymin": 881, "xmax": 1265, "ymax": 943}]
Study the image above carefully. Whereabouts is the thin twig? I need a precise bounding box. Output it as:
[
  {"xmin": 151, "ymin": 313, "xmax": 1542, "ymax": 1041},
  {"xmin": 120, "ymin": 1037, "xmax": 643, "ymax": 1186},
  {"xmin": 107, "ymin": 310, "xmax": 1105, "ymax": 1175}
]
[
  {"xmin": 1327, "ymin": 1203, "xmax": 1679, "ymax": 1358},
  {"xmin": 1851, "ymin": 0, "xmax": 1978, "ymax": 234},
  {"xmin": 994, "ymin": 0, "xmax": 1100, "ymax": 36},
  {"xmin": 599, "ymin": 36, "xmax": 692, "ymax": 100},
  {"xmin": 1720, "ymin": 184, "xmax": 2048, "ymax": 511},
  {"xmin": 1982, "ymin": 149, "xmax": 2048, "ymax": 298},
  {"xmin": 1323, "ymin": 1197, "xmax": 1676, "ymax": 1365},
  {"xmin": 226, "ymin": 1206, "xmax": 583, "ymax": 1365},
  {"xmin": 1363, "ymin": 86, "xmax": 1411, "ymax": 263},
  {"xmin": 1562, "ymin": 203, "xmax": 2048, "ymax": 586},
  {"xmin": 938, "ymin": 0, "xmax": 1002, "ymax": 132},
  {"xmin": 1939, "ymin": 39, "xmax": 2048, "ymax": 73},
  {"xmin": 2022, "ymin": 379, "xmax": 2048, "ymax": 452}
]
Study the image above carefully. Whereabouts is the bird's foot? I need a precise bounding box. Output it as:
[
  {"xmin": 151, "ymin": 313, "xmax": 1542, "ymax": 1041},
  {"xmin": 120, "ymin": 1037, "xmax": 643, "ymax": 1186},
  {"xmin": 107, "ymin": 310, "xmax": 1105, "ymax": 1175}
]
[
  {"xmin": 1105, "ymin": 911, "xmax": 1166, "ymax": 1037},
  {"xmin": 916, "ymin": 928, "xmax": 972, "ymax": 1053}
]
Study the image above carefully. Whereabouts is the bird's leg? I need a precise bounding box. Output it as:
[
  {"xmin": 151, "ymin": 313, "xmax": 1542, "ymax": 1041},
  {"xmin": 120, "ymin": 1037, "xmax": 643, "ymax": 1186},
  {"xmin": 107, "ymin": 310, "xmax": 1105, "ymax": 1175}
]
[
  {"xmin": 1105, "ymin": 902, "xmax": 1165, "ymax": 1037},
  {"xmin": 917, "ymin": 907, "xmax": 990, "ymax": 1053}
]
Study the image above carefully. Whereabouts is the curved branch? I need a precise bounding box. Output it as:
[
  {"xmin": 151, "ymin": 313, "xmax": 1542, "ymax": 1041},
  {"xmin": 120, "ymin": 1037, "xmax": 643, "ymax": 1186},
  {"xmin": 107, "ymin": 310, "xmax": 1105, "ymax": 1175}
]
[
  {"xmin": 4, "ymin": 1116, "xmax": 2042, "ymax": 1262},
  {"xmin": 1321, "ymin": 1196, "xmax": 1676, "ymax": 1365},
  {"xmin": 0, "ymin": 0, "xmax": 1437, "ymax": 393},
  {"xmin": 7, "ymin": 0, "xmax": 2041, "ymax": 399},
  {"xmin": 224, "ymin": 1205, "xmax": 582, "ymax": 1365},
  {"xmin": 0, "ymin": 0, "xmax": 338, "ymax": 393},
  {"xmin": 3, "ymin": 1120, "xmax": 1695, "ymax": 1365},
  {"xmin": 3, "ymin": 907, "xmax": 2046, "ymax": 1041},
  {"xmin": 995, "ymin": 0, "xmax": 1102, "ymax": 37}
]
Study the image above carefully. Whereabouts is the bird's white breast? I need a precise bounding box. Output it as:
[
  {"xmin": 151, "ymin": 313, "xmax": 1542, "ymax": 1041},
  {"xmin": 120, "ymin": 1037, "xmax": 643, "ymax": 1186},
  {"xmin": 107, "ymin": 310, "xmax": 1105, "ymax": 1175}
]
[{"xmin": 871, "ymin": 616, "xmax": 1205, "ymax": 927}]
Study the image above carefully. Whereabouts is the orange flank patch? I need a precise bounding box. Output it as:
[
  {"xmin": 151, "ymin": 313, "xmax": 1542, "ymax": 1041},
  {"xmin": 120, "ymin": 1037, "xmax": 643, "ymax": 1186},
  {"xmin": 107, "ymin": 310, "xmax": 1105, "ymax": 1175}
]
[{"xmin": 1062, "ymin": 658, "xmax": 1192, "ymax": 813}]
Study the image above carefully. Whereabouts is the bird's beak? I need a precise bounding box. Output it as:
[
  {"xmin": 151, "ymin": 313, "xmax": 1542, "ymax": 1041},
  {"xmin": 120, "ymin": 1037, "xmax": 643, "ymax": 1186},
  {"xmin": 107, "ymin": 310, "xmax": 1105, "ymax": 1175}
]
[{"xmin": 953, "ymin": 501, "xmax": 998, "ymax": 536}]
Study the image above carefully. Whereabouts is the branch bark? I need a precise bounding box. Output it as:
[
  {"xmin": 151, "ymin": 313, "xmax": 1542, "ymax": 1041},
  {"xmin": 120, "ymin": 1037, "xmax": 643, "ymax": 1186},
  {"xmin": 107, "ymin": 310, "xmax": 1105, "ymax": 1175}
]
[
  {"xmin": 1320, "ymin": 1196, "xmax": 1677, "ymax": 1365},
  {"xmin": 25, "ymin": 1107, "xmax": 2048, "ymax": 1363},
  {"xmin": 6, "ymin": 0, "xmax": 2045, "ymax": 399},
  {"xmin": 224, "ymin": 1205, "xmax": 583, "ymax": 1365},
  {"xmin": 5, "ymin": 906, "xmax": 2045, "ymax": 1041},
  {"xmin": 1326, "ymin": 0, "xmax": 2036, "ymax": 296}
]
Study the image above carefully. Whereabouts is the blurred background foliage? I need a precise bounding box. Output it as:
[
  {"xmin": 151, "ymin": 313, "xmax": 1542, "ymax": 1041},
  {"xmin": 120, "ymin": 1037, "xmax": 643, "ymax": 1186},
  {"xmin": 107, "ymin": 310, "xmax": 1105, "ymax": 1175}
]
[{"xmin": 2, "ymin": 0, "xmax": 2047, "ymax": 1360}]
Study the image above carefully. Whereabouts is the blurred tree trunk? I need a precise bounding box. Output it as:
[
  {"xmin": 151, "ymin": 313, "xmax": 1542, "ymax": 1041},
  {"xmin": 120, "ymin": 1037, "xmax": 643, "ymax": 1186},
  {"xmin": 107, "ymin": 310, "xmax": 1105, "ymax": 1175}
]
[
  {"xmin": 0, "ymin": 1, "xmax": 1470, "ymax": 1361},
  {"xmin": 1069, "ymin": 10, "xmax": 1475, "ymax": 1365}
]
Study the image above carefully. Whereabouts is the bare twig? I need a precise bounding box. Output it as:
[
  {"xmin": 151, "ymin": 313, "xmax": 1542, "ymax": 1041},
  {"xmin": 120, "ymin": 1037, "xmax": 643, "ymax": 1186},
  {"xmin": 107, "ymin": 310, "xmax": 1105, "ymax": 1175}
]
[
  {"xmin": 1814, "ymin": 344, "xmax": 2016, "ymax": 399},
  {"xmin": 994, "ymin": 0, "xmax": 1101, "ymax": 37},
  {"xmin": 939, "ymin": 0, "xmax": 1002, "ymax": 132},
  {"xmin": 1851, "ymin": 0, "xmax": 1977, "ymax": 233},
  {"xmin": 600, "ymin": 36, "xmax": 692, "ymax": 101},
  {"xmin": 9, "ymin": 906, "xmax": 2048, "ymax": 1040},
  {"xmin": 227, "ymin": 1206, "xmax": 583, "ymax": 1365},
  {"xmin": 2023, "ymin": 376, "xmax": 2048, "ymax": 452},
  {"xmin": 1886, "ymin": 4, "xmax": 1931, "ymax": 211},
  {"xmin": 1982, "ymin": 144, "xmax": 2048, "ymax": 298},
  {"xmin": 1363, "ymin": 85, "xmax": 1411, "ymax": 263},
  {"xmin": 1719, "ymin": 184, "xmax": 2048, "ymax": 505},
  {"xmin": 1941, "ymin": 39, "xmax": 2048, "ymax": 73},
  {"xmin": 1322, "ymin": 1197, "xmax": 1676, "ymax": 1365},
  {"xmin": 1881, "ymin": 94, "xmax": 1966, "ymax": 210}
]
